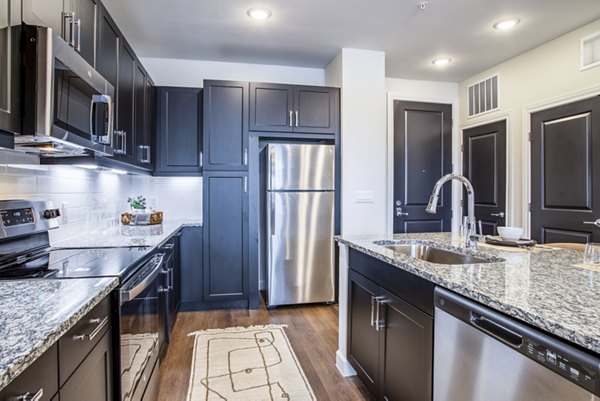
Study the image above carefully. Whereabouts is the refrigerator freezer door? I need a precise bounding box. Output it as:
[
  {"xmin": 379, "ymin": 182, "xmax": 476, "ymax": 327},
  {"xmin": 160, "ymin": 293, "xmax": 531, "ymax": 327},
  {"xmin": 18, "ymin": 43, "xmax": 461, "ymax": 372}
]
[
  {"xmin": 267, "ymin": 143, "xmax": 335, "ymax": 191},
  {"xmin": 267, "ymin": 191, "xmax": 335, "ymax": 306}
]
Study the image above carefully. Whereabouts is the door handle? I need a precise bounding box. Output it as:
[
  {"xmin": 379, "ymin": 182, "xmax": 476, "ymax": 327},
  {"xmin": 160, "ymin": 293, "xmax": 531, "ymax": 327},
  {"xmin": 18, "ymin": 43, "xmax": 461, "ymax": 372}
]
[
  {"xmin": 490, "ymin": 212, "xmax": 505, "ymax": 218},
  {"xmin": 375, "ymin": 298, "xmax": 388, "ymax": 331},
  {"xmin": 295, "ymin": 110, "xmax": 299, "ymax": 127},
  {"xmin": 396, "ymin": 207, "xmax": 409, "ymax": 217},
  {"xmin": 583, "ymin": 219, "xmax": 600, "ymax": 228},
  {"xmin": 289, "ymin": 110, "xmax": 293, "ymax": 127}
]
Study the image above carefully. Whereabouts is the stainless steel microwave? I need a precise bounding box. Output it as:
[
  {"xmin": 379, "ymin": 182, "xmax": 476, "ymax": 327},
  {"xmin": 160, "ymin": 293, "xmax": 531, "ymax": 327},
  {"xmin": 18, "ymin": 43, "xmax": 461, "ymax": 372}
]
[{"xmin": 14, "ymin": 25, "xmax": 115, "ymax": 157}]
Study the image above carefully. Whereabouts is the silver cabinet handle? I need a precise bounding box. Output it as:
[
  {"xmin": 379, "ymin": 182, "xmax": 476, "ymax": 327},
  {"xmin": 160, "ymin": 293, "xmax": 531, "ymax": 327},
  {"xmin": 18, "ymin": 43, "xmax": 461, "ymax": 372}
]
[
  {"xmin": 74, "ymin": 18, "xmax": 81, "ymax": 51},
  {"xmin": 244, "ymin": 176, "xmax": 248, "ymax": 193},
  {"xmin": 583, "ymin": 219, "xmax": 600, "ymax": 228},
  {"xmin": 113, "ymin": 130, "xmax": 125, "ymax": 154},
  {"xmin": 10, "ymin": 388, "xmax": 44, "ymax": 401},
  {"xmin": 200, "ymin": 151, "xmax": 203, "ymax": 167},
  {"xmin": 295, "ymin": 110, "xmax": 299, "ymax": 127},
  {"xmin": 371, "ymin": 296, "xmax": 385, "ymax": 329},
  {"xmin": 244, "ymin": 148, "xmax": 248, "ymax": 165},
  {"xmin": 370, "ymin": 296, "xmax": 376, "ymax": 327},
  {"xmin": 289, "ymin": 110, "xmax": 293, "ymax": 127},
  {"xmin": 490, "ymin": 212, "xmax": 505, "ymax": 218},
  {"xmin": 62, "ymin": 12, "xmax": 75, "ymax": 47},
  {"xmin": 73, "ymin": 316, "xmax": 109, "ymax": 341}
]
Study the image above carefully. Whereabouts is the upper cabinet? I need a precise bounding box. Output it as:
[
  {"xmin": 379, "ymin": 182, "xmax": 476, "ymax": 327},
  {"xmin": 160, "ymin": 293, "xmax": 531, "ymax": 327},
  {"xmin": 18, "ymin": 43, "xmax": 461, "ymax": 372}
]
[
  {"xmin": 0, "ymin": 0, "xmax": 21, "ymax": 135},
  {"xmin": 203, "ymin": 80, "xmax": 249, "ymax": 171},
  {"xmin": 95, "ymin": 3, "xmax": 119, "ymax": 88},
  {"xmin": 249, "ymin": 83, "xmax": 339, "ymax": 135},
  {"xmin": 154, "ymin": 87, "xmax": 203, "ymax": 176},
  {"xmin": 22, "ymin": 0, "xmax": 97, "ymax": 67}
]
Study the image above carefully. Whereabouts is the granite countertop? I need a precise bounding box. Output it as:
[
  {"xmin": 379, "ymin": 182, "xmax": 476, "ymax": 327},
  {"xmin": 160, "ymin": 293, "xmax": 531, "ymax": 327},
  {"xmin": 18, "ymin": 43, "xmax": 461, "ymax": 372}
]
[
  {"xmin": 336, "ymin": 233, "xmax": 600, "ymax": 354},
  {"xmin": 0, "ymin": 277, "xmax": 118, "ymax": 392},
  {"xmin": 53, "ymin": 219, "xmax": 202, "ymax": 248}
]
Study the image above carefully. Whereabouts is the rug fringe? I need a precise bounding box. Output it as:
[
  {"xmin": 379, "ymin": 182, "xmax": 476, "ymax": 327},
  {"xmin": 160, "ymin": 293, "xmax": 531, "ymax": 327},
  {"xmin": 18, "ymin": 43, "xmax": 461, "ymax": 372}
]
[{"xmin": 187, "ymin": 324, "xmax": 288, "ymax": 337}]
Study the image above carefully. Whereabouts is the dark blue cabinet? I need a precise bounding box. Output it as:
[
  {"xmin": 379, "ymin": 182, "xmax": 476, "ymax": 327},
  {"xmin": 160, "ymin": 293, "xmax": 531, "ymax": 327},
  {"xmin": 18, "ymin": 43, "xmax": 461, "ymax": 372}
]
[{"xmin": 154, "ymin": 87, "xmax": 203, "ymax": 175}]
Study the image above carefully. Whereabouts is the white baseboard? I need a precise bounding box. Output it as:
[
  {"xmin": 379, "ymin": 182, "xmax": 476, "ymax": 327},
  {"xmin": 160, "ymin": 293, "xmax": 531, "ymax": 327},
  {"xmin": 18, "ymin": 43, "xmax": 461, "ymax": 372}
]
[{"xmin": 335, "ymin": 350, "xmax": 356, "ymax": 377}]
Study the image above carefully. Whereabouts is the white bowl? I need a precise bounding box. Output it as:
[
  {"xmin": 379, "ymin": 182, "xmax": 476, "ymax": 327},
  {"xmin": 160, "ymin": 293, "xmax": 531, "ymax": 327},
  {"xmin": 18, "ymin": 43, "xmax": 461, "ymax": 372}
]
[{"xmin": 497, "ymin": 226, "xmax": 523, "ymax": 241}]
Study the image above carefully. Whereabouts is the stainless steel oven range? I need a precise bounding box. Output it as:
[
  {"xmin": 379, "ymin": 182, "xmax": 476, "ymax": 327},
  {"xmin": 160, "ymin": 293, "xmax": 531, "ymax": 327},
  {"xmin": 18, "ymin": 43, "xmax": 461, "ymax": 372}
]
[{"xmin": 0, "ymin": 199, "xmax": 164, "ymax": 401}]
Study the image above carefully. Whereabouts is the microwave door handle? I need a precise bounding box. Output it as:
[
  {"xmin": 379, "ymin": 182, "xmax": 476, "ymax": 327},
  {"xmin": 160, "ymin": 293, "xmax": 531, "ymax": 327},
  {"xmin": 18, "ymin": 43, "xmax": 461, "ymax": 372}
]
[
  {"xmin": 107, "ymin": 96, "xmax": 114, "ymax": 147},
  {"xmin": 89, "ymin": 98, "xmax": 96, "ymax": 141},
  {"xmin": 120, "ymin": 254, "xmax": 165, "ymax": 304}
]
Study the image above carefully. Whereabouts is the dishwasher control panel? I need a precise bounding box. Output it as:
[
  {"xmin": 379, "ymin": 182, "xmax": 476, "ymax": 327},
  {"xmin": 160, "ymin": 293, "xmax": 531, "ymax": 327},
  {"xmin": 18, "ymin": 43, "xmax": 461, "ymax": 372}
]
[{"xmin": 526, "ymin": 339, "xmax": 597, "ymax": 393}]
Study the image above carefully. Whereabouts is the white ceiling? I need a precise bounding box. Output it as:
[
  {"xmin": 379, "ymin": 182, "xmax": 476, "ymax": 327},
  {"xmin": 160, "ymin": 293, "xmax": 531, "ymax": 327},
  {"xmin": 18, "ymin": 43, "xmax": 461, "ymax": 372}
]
[{"xmin": 101, "ymin": 0, "xmax": 600, "ymax": 82}]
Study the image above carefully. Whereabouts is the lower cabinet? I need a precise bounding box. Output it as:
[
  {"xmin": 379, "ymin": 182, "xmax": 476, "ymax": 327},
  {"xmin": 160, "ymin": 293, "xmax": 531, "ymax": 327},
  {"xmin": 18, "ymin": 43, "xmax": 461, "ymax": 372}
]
[
  {"xmin": 0, "ymin": 295, "xmax": 113, "ymax": 401},
  {"xmin": 203, "ymin": 171, "xmax": 249, "ymax": 307},
  {"xmin": 348, "ymin": 252, "xmax": 433, "ymax": 401},
  {"xmin": 179, "ymin": 226, "xmax": 204, "ymax": 310}
]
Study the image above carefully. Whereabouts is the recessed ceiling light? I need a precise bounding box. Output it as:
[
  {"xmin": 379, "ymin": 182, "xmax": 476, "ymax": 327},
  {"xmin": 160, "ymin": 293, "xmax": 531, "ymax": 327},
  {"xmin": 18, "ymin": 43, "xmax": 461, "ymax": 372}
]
[
  {"xmin": 493, "ymin": 17, "xmax": 521, "ymax": 31},
  {"xmin": 247, "ymin": 7, "xmax": 272, "ymax": 21},
  {"xmin": 432, "ymin": 58, "xmax": 452, "ymax": 66}
]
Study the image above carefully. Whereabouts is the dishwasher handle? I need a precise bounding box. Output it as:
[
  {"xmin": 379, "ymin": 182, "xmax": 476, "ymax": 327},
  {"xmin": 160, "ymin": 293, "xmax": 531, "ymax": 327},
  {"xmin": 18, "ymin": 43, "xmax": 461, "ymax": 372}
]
[{"xmin": 470, "ymin": 312, "xmax": 523, "ymax": 349}]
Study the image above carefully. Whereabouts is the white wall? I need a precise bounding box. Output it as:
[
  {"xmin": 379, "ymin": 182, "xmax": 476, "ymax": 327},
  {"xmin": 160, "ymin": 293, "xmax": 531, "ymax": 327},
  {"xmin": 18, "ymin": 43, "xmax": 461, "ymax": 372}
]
[
  {"xmin": 326, "ymin": 48, "xmax": 388, "ymax": 236},
  {"xmin": 0, "ymin": 152, "xmax": 202, "ymax": 244},
  {"xmin": 141, "ymin": 57, "xmax": 325, "ymax": 87},
  {"xmin": 459, "ymin": 18, "xmax": 600, "ymax": 233}
]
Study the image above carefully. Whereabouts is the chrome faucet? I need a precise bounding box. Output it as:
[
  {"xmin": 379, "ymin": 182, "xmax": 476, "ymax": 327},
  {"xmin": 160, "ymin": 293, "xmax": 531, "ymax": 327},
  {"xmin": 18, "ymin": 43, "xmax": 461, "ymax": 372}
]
[{"xmin": 426, "ymin": 173, "xmax": 477, "ymax": 248}]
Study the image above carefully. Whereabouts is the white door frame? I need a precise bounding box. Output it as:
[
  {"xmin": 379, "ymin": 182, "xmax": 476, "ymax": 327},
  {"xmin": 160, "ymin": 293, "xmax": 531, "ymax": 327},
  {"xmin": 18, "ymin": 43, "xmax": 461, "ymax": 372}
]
[
  {"xmin": 386, "ymin": 92, "xmax": 459, "ymax": 234},
  {"xmin": 522, "ymin": 85, "xmax": 600, "ymax": 237}
]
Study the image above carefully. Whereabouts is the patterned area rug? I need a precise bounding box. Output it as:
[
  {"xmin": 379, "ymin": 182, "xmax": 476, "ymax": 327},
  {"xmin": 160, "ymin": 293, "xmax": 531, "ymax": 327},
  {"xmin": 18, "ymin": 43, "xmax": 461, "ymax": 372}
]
[{"xmin": 186, "ymin": 325, "xmax": 316, "ymax": 401}]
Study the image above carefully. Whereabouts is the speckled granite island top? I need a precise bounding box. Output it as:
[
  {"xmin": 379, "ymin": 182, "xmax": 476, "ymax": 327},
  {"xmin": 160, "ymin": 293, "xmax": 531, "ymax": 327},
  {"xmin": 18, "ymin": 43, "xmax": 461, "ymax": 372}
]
[
  {"xmin": 0, "ymin": 277, "xmax": 118, "ymax": 392},
  {"xmin": 336, "ymin": 233, "xmax": 600, "ymax": 354}
]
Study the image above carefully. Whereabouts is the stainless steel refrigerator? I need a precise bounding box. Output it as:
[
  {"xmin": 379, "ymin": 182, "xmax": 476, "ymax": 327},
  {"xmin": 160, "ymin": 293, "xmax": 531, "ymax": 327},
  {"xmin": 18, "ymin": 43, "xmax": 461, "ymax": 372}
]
[{"xmin": 262, "ymin": 143, "xmax": 335, "ymax": 307}]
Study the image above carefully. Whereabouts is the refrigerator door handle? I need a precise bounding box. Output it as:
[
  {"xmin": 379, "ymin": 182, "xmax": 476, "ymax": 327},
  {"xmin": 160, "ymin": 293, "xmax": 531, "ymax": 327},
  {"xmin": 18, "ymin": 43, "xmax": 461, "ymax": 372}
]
[{"xmin": 270, "ymin": 195, "xmax": 276, "ymax": 234}]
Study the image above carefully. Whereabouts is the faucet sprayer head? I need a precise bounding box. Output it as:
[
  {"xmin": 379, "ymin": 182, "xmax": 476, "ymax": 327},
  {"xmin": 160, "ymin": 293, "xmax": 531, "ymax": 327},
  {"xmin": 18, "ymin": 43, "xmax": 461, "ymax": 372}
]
[{"xmin": 426, "ymin": 194, "xmax": 439, "ymax": 214}]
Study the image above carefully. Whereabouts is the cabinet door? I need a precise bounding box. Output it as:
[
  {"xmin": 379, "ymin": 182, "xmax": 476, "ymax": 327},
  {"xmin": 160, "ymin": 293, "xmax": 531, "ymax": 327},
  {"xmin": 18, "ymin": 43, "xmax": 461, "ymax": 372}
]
[
  {"xmin": 60, "ymin": 331, "xmax": 113, "ymax": 401},
  {"xmin": 203, "ymin": 80, "xmax": 248, "ymax": 171},
  {"xmin": 134, "ymin": 63, "xmax": 146, "ymax": 163},
  {"xmin": 347, "ymin": 270, "xmax": 380, "ymax": 398},
  {"xmin": 117, "ymin": 40, "xmax": 135, "ymax": 159},
  {"xmin": 68, "ymin": 0, "xmax": 96, "ymax": 67},
  {"xmin": 380, "ymin": 288, "xmax": 433, "ymax": 401},
  {"xmin": 294, "ymin": 86, "xmax": 338, "ymax": 134},
  {"xmin": 143, "ymin": 77, "xmax": 155, "ymax": 166},
  {"xmin": 22, "ymin": 0, "xmax": 64, "ymax": 35},
  {"xmin": 180, "ymin": 226, "xmax": 203, "ymax": 306},
  {"xmin": 249, "ymin": 83, "xmax": 294, "ymax": 132},
  {"xmin": 95, "ymin": 4, "xmax": 119, "ymax": 88},
  {"xmin": 203, "ymin": 171, "xmax": 248, "ymax": 302},
  {"xmin": 155, "ymin": 87, "xmax": 203, "ymax": 175}
]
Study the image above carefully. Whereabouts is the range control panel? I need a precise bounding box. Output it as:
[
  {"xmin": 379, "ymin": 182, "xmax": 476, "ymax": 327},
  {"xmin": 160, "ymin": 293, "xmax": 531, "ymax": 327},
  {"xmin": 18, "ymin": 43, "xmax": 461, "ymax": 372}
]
[
  {"xmin": 526, "ymin": 339, "xmax": 597, "ymax": 393},
  {"xmin": 0, "ymin": 208, "xmax": 35, "ymax": 227}
]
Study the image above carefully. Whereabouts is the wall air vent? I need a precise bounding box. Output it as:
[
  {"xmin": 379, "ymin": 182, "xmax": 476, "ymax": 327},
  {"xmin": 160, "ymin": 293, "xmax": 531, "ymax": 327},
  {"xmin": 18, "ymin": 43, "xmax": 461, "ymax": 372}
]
[
  {"xmin": 467, "ymin": 75, "xmax": 499, "ymax": 117},
  {"xmin": 581, "ymin": 31, "xmax": 600, "ymax": 71}
]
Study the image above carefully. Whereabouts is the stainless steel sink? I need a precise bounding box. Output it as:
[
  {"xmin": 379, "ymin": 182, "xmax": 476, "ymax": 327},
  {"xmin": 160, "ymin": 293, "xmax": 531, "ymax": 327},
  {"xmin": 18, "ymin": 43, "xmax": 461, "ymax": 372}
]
[{"xmin": 381, "ymin": 243, "xmax": 494, "ymax": 265}]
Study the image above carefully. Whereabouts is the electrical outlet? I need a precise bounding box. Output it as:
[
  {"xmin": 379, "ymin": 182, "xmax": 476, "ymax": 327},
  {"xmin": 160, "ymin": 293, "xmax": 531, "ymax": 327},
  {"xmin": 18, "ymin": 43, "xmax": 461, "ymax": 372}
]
[{"xmin": 355, "ymin": 190, "xmax": 374, "ymax": 204}]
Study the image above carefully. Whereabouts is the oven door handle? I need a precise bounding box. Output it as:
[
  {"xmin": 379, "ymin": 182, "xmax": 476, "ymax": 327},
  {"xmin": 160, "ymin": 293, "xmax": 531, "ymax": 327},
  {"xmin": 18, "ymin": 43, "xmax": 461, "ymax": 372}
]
[{"xmin": 120, "ymin": 254, "xmax": 165, "ymax": 304}]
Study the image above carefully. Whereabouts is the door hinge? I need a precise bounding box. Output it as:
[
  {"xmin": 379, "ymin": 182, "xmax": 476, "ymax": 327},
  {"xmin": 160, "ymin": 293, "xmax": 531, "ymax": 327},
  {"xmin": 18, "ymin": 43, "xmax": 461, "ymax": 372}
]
[
  {"xmin": 528, "ymin": 132, "xmax": 532, "ymax": 142},
  {"xmin": 460, "ymin": 144, "xmax": 464, "ymax": 152},
  {"xmin": 528, "ymin": 202, "xmax": 532, "ymax": 212}
]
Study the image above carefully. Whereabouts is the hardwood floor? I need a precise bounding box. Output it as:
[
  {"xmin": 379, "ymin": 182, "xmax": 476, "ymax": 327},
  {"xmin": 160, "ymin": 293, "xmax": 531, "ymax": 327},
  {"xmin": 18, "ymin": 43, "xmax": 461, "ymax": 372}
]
[{"xmin": 158, "ymin": 303, "xmax": 372, "ymax": 401}]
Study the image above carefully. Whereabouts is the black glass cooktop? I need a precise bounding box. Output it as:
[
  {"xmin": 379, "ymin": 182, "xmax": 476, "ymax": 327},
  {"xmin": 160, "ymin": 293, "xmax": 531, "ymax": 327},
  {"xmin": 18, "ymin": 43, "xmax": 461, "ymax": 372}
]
[{"xmin": 0, "ymin": 247, "xmax": 154, "ymax": 283}]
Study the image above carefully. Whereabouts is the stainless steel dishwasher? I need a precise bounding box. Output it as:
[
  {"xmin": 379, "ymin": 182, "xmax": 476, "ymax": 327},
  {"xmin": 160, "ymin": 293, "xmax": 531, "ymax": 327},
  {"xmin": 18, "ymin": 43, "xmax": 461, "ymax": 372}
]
[{"xmin": 434, "ymin": 287, "xmax": 600, "ymax": 401}]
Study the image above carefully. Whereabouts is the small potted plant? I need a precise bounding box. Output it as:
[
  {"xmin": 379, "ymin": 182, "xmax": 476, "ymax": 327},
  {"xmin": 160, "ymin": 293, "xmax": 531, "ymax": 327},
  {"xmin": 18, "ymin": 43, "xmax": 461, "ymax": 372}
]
[{"xmin": 127, "ymin": 195, "xmax": 147, "ymax": 213}]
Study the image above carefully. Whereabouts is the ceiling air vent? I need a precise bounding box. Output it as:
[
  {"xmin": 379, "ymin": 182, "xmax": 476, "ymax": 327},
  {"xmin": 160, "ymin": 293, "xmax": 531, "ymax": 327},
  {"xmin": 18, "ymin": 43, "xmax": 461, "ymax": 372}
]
[
  {"xmin": 467, "ymin": 75, "xmax": 498, "ymax": 117},
  {"xmin": 581, "ymin": 31, "xmax": 600, "ymax": 71}
]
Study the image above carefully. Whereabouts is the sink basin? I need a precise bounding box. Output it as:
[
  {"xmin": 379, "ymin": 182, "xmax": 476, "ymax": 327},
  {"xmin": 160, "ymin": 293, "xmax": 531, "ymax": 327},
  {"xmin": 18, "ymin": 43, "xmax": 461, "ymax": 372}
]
[{"xmin": 381, "ymin": 243, "xmax": 494, "ymax": 265}]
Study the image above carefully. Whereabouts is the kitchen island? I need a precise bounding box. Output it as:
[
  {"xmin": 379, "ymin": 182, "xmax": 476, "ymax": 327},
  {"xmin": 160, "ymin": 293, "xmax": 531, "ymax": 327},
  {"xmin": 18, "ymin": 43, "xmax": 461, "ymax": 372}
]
[{"xmin": 336, "ymin": 233, "xmax": 600, "ymax": 353}]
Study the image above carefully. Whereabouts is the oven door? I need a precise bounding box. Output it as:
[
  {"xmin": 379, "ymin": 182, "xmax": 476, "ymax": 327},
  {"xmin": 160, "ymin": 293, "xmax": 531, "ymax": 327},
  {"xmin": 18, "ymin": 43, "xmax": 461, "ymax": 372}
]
[{"xmin": 117, "ymin": 253, "xmax": 164, "ymax": 401}]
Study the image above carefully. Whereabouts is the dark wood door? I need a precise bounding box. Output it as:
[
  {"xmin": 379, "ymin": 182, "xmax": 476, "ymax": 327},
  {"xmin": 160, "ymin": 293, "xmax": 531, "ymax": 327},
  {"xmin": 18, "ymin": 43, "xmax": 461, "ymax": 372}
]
[
  {"xmin": 393, "ymin": 101, "xmax": 452, "ymax": 233},
  {"xmin": 463, "ymin": 120, "xmax": 507, "ymax": 235},
  {"xmin": 69, "ymin": 0, "xmax": 97, "ymax": 67},
  {"xmin": 203, "ymin": 80, "xmax": 249, "ymax": 171},
  {"xmin": 203, "ymin": 171, "xmax": 249, "ymax": 302},
  {"xmin": 96, "ymin": 5, "xmax": 119, "ymax": 89},
  {"xmin": 134, "ymin": 64, "xmax": 146, "ymax": 164},
  {"xmin": 380, "ymin": 287, "xmax": 433, "ymax": 401},
  {"xmin": 531, "ymin": 96, "xmax": 600, "ymax": 243},
  {"xmin": 154, "ymin": 87, "xmax": 203, "ymax": 175},
  {"xmin": 347, "ymin": 270, "xmax": 380, "ymax": 398},
  {"xmin": 117, "ymin": 41, "xmax": 135, "ymax": 159},
  {"xmin": 294, "ymin": 86, "xmax": 338, "ymax": 134},
  {"xmin": 60, "ymin": 331, "xmax": 113, "ymax": 401},
  {"xmin": 249, "ymin": 83, "xmax": 294, "ymax": 132}
]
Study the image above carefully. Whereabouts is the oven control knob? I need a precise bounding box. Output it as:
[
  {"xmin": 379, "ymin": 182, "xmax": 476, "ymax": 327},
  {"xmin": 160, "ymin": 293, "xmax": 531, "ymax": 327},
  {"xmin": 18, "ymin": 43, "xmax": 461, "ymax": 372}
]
[{"xmin": 43, "ymin": 209, "xmax": 61, "ymax": 219}]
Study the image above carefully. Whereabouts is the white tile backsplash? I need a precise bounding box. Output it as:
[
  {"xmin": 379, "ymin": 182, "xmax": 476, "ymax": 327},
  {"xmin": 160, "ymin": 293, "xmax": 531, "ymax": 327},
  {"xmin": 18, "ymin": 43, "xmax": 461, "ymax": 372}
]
[{"xmin": 0, "ymin": 160, "xmax": 202, "ymax": 243}]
